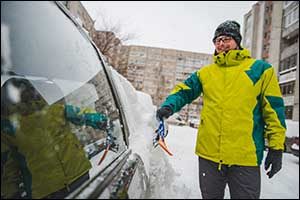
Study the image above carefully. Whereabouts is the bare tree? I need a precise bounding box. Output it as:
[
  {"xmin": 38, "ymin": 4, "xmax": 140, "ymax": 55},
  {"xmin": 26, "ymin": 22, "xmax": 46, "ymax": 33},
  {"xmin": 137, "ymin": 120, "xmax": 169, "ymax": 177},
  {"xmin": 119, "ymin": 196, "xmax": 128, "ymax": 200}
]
[
  {"xmin": 92, "ymin": 9, "xmax": 137, "ymax": 62},
  {"xmin": 95, "ymin": 10, "xmax": 136, "ymax": 42}
]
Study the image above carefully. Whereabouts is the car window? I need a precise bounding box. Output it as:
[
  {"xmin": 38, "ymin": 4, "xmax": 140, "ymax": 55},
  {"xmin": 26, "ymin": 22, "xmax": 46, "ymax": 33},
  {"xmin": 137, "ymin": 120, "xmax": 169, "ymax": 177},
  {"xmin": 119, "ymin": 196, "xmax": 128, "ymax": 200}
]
[
  {"xmin": 1, "ymin": 1, "xmax": 127, "ymax": 199},
  {"xmin": 1, "ymin": 1, "xmax": 100, "ymax": 104}
]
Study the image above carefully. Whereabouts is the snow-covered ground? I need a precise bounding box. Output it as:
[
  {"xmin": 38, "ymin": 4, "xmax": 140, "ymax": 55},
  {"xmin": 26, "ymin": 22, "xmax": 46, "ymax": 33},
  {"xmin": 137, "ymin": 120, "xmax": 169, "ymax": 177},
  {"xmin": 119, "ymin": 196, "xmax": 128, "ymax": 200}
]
[
  {"xmin": 110, "ymin": 67, "xmax": 299, "ymax": 199},
  {"xmin": 286, "ymin": 119, "xmax": 299, "ymax": 138},
  {"xmin": 163, "ymin": 125, "xmax": 299, "ymax": 199}
]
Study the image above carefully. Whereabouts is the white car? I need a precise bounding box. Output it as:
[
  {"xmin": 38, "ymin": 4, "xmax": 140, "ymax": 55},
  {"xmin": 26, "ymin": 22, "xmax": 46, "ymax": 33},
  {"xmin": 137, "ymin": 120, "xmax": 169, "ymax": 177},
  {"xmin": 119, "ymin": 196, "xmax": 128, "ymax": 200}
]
[{"xmin": 1, "ymin": 2, "xmax": 149, "ymax": 199}]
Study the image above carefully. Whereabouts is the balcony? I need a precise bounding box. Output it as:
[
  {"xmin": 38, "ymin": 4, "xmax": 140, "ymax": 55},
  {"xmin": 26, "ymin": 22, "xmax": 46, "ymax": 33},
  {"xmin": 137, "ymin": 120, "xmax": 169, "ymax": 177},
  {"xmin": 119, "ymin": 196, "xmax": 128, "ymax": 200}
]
[
  {"xmin": 279, "ymin": 69, "xmax": 297, "ymax": 84},
  {"xmin": 281, "ymin": 42, "xmax": 299, "ymax": 59},
  {"xmin": 282, "ymin": 21, "xmax": 299, "ymax": 39}
]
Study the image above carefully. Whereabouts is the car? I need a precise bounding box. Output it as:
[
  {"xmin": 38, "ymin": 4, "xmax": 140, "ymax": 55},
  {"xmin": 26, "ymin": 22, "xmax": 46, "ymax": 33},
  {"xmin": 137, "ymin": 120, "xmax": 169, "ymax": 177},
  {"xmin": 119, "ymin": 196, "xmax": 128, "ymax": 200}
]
[
  {"xmin": 283, "ymin": 120, "xmax": 299, "ymax": 153},
  {"xmin": 166, "ymin": 113, "xmax": 187, "ymax": 126},
  {"xmin": 1, "ymin": 1, "xmax": 149, "ymax": 199},
  {"xmin": 189, "ymin": 119, "xmax": 200, "ymax": 129},
  {"xmin": 84, "ymin": 138, "xmax": 106, "ymax": 159},
  {"xmin": 290, "ymin": 137, "xmax": 299, "ymax": 157}
]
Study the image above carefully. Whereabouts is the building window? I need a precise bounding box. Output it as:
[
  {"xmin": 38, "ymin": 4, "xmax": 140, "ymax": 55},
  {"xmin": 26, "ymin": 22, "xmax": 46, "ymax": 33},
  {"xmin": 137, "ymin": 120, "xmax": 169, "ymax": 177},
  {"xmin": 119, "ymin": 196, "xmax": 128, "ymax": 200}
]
[
  {"xmin": 285, "ymin": 106, "xmax": 293, "ymax": 119},
  {"xmin": 279, "ymin": 54, "xmax": 297, "ymax": 72},
  {"xmin": 269, "ymin": 4, "xmax": 273, "ymax": 11},
  {"xmin": 290, "ymin": 54, "xmax": 297, "ymax": 67},
  {"xmin": 265, "ymin": 18, "xmax": 269, "ymax": 25},
  {"xmin": 284, "ymin": 5, "xmax": 299, "ymax": 28},
  {"xmin": 280, "ymin": 81, "xmax": 295, "ymax": 96},
  {"xmin": 284, "ymin": 1, "xmax": 293, "ymax": 8}
]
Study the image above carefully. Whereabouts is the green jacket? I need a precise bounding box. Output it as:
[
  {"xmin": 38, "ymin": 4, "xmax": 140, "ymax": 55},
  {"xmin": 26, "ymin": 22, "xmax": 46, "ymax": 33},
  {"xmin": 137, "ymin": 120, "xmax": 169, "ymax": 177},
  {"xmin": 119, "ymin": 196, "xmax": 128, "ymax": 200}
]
[
  {"xmin": 161, "ymin": 48, "xmax": 286, "ymax": 167},
  {"xmin": 1, "ymin": 103, "xmax": 108, "ymax": 198}
]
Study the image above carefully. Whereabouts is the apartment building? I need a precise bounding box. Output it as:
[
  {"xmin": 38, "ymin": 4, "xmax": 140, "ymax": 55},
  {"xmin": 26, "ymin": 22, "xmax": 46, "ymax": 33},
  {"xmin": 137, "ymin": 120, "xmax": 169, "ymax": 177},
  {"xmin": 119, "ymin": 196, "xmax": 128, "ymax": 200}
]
[
  {"xmin": 243, "ymin": 1, "xmax": 283, "ymax": 71},
  {"xmin": 279, "ymin": 1, "xmax": 299, "ymax": 120},
  {"xmin": 117, "ymin": 45, "xmax": 212, "ymax": 123},
  {"xmin": 92, "ymin": 31, "xmax": 122, "ymax": 68},
  {"xmin": 243, "ymin": 1, "xmax": 299, "ymax": 121}
]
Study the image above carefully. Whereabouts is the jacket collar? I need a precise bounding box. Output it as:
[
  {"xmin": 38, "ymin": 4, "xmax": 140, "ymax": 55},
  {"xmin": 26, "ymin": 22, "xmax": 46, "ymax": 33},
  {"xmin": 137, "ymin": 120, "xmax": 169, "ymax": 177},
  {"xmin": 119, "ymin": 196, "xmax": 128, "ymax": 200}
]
[{"xmin": 213, "ymin": 48, "xmax": 251, "ymax": 67}]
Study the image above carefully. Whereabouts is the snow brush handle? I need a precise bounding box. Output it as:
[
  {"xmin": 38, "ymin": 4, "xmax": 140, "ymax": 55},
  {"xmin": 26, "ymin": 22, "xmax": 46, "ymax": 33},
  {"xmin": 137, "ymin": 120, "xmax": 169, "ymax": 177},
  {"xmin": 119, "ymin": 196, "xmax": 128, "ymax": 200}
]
[{"xmin": 157, "ymin": 119, "xmax": 173, "ymax": 156}]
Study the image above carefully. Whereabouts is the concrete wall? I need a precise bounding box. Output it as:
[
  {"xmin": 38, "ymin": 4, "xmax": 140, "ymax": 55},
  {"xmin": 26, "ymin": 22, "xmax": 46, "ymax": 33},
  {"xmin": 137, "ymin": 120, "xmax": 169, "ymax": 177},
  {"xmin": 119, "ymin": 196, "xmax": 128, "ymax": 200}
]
[{"xmin": 268, "ymin": 1, "xmax": 283, "ymax": 73}]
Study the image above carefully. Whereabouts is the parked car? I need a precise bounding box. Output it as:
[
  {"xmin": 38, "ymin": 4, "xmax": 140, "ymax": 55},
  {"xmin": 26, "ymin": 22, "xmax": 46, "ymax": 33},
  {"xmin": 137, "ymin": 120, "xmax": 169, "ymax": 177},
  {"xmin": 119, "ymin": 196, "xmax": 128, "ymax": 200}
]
[
  {"xmin": 189, "ymin": 119, "xmax": 200, "ymax": 129},
  {"xmin": 284, "ymin": 120, "xmax": 299, "ymax": 154},
  {"xmin": 290, "ymin": 136, "xmax": 299, "ymax": 157},
  {"xmin": 1, "ymin": 1, "xmax": 149, "ymax": 199},
  {"xmin": 167, "ymin": 113, "xmax": 187, "ymax": 126}
]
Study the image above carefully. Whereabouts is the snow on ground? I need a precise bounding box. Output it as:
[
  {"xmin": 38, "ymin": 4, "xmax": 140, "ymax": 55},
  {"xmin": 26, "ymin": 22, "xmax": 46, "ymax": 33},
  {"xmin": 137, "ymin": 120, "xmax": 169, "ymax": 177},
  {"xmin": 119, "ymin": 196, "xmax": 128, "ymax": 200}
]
[
  {"xmin": 260, "ymin": 150, "xmax": 299, "ymax": 199},
  {"xmin": 285, "ymin": 120, "xmax": 299, "ymax": 138},
  {"xmin": 165, "ymin": 125, "xmax": 299, "ymax": 199},
  {"xmin": 110, "ymin": 67, "xmax": 299, "ymax": 199},
  {"xmin": 158, "ymin": 125, "xmax": 200, "ymax": 199}
]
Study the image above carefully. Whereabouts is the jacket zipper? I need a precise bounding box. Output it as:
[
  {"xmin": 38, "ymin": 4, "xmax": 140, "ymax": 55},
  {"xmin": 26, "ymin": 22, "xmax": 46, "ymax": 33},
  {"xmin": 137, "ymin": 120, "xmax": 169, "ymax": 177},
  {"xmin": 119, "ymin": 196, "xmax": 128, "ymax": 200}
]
[{"xmin": 218, "ymin": 66, "xmax": 227, "ymax": 170}]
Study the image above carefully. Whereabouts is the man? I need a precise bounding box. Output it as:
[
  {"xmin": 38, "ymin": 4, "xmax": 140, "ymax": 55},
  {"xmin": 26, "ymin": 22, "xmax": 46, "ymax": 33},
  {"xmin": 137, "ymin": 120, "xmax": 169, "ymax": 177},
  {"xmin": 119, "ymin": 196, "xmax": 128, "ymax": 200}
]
[{"xmin": 156, "ymin": 20, "xmax": 286, "ymax": 199}]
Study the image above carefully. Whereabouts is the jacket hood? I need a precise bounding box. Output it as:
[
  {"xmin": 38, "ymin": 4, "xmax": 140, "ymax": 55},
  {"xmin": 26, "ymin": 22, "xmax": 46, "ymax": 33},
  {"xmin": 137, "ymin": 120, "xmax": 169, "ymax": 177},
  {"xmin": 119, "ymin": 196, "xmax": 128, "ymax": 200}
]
[{"xmin": 213, "ymin": 48, "xmax": 251, "ymax": 66}]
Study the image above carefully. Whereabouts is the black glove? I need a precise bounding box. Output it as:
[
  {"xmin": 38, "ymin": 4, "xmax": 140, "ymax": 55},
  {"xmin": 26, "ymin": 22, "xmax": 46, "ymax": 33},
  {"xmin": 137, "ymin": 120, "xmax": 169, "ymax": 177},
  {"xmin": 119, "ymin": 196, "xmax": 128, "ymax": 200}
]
[
  {"xmin": 264, "ymin": 148, "xmax": 283, "ymax": 178},
  {"xmin": 156, "ymin": 106, "xmax": 173, "ymax": 120},
  {"xmin": 97, "ymin": 121, "xmax": 107, "ymax": 130}
]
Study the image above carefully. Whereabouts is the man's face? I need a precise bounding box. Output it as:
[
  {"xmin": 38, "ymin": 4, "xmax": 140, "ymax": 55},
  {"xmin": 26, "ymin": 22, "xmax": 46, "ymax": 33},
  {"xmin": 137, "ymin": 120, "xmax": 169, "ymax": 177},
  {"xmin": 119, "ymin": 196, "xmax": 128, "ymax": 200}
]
[{"xmin": 213, "ymin": 35, "xmax": 238, "ymax": 54}]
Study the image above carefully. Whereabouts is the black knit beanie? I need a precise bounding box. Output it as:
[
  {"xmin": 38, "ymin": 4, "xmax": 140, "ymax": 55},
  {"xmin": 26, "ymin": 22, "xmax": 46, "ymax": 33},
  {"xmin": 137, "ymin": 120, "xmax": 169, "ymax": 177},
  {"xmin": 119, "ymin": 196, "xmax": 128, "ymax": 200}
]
[{"xmin": 213, "ymin": 20, "xmax": 242, "ymax": 47}]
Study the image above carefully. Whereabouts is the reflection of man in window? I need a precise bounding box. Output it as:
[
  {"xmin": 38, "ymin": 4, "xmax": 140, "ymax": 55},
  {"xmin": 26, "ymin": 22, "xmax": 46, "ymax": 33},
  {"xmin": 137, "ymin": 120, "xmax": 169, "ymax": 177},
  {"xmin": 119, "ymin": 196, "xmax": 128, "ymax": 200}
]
[{"xmin": 1, "ymin": 78, "xmax": 108, "ymax": 199}]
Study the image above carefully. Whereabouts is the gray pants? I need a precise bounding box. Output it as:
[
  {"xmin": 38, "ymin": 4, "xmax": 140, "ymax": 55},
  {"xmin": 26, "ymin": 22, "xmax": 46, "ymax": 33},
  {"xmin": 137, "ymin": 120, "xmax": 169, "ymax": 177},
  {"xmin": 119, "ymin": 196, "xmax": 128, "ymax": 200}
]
[{"xmin": 198, "ymin": 157, "xmax": 260, "ymax": 199}]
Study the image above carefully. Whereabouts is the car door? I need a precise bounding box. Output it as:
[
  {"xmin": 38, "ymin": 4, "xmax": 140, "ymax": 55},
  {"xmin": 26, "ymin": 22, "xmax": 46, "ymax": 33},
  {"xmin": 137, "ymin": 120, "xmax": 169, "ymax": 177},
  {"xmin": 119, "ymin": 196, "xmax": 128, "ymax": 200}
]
[{"xmin": 1, "ymin": 1, "xmax": 149, "ymax": 199}]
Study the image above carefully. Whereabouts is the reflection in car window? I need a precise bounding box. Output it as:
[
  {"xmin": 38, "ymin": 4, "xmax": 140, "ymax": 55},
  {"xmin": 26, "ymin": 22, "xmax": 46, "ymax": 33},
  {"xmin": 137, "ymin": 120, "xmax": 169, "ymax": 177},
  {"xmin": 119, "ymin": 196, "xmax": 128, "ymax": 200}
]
[
  {"xmin": 64, "ymin": 71, "xmax": 127, "ymax": 177},
  {"xmin": 1, "ymin": 1, "xmax": 127, "ymax": 199},
  {"xmin": 1, "ymin": 1, "xmax": 100, "ymax": 103}
]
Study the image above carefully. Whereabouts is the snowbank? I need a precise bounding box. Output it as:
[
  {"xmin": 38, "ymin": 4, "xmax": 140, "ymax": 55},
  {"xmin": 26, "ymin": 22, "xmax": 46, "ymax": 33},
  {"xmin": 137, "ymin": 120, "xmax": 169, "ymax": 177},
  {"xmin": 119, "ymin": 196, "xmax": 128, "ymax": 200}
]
[
  {"xmin": 110, "ymin": 67, "xmax": 189, "ymax": 198},
  {"xmin": 110, "ymin": 67, "xmax": 159, "ymax": 175},
  {"xmin": 285, "ymin": 120, "xmax": 299, "ymax": 138}
]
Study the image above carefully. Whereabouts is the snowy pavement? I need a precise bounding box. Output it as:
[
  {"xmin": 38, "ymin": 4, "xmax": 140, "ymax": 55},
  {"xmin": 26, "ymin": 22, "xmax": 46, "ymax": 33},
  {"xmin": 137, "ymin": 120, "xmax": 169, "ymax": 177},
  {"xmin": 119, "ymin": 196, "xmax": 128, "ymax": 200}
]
[{"xmin": 151, "ymin": 124, "xmax": 299, "ymax": 199}]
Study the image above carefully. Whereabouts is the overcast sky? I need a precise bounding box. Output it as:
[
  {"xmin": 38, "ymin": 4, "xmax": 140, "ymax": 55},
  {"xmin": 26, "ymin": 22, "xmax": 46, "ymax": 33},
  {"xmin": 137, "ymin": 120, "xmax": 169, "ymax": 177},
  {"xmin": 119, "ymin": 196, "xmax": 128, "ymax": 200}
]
[{"xmin": 81, "ymin": 1, "xmax": 257, "ymax": 54}]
